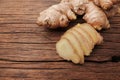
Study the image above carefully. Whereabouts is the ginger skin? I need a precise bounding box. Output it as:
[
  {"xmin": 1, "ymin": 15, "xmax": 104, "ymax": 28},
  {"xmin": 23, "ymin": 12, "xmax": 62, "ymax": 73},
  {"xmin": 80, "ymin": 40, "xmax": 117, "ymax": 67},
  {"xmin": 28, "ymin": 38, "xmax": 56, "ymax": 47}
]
[
  {"xmin": 104, "ymin": 4, "xmax": 120, "ymax": 18},
  {"xmin": 91, "ymin": 0, "xmax": 119, "ymax": 10},
  {"xmin": 61, "ymin": 0, "xmax": 120, "ymax": 30},
  {"xmin": 37, "ymin": 3, "xmax": 76, "ymax": 29},
  {"xmin": 37, "ymin": 0, "xmax": 119, "ymax": 30},
  {"xmin": 56, "ymin": 23, "xmax": 103, "ymax": 64},
  {"xmin": 83, "ymin": 2, "xmax": 110, "ymax": 30}
]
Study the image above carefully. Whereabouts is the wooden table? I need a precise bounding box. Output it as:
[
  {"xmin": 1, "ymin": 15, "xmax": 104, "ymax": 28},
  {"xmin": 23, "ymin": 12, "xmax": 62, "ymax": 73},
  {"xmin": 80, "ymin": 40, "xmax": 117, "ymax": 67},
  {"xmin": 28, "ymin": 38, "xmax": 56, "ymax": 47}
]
[{"xmin": 0, "ymin": 0, "xmax": 120, "ymax": 80}]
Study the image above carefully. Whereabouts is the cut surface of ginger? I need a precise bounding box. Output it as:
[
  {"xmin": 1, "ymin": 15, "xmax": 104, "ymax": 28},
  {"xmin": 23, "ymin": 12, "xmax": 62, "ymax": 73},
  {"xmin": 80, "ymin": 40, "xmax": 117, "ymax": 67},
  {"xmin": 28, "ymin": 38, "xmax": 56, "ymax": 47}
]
[
  {"xmin": 80, "ymin": 23, "xmax": 103, "ymax": 45},
  {"xmin": 69, "ymin": 28, "xmax": 92, "ymax": 56},
  {"xmin": 56, "ymin": 23, "xmax": 103, "ymax": 64},
  {"xmin": 56, "ymin": 39, "xmax": 81, "ymax": 64},
  {"xmin": 62, "ymin": 31, "xmax": 84, "ymax": 63},
  {"xmin": 74, "ymin": 26, "xmax": 94, "ymax": 49}
]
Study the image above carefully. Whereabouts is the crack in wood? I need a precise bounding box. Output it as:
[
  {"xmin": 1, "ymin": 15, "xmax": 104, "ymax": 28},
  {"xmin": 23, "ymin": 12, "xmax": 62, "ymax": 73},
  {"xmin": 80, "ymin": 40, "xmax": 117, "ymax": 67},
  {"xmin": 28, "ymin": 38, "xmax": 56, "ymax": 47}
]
[
  {"xmin": 0, "ymin": 58, "xmax": 119, "ymax": 63},
  {"xmin": 0, "ymin": 58, "xmax": 65, "ymax": 62},
  {"xmin": 0, "ymin": 67, "xmax": 68, "ymax": 70},
  {"xmin": 0, "ymin": 32, "xmax": 119, "ymax": 34},
  {"xmin": 0, "ymin": 41, "xmax": 56, "ymax": 44},
  {"xmin": 112, "ymin": 56, "xmax": 120, "ymax": 62}
]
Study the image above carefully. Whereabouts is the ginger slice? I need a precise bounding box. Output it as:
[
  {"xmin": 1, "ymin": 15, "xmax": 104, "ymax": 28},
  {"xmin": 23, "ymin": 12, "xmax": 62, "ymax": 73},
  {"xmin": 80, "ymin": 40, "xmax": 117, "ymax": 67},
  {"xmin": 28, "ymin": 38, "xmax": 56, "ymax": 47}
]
[
  {"xmin": 56, "ymin": 39, "xmax": 81, "ymax": 64},
  {"xmin": 80, "ymin": 23, "xmax": 103, "ymax": 45},
  {"xmin": 56, "ymin": 23, "xmax": 103, "ymax": 64},
  {"xmin": 69, "ymin": 28, "xmax": 92, "ymax": 56},
  {"xmin": 62, "ymin": 31, "xmax": 84, "ymax": 63},
  {"xmin": 73, "ymin": 24, "xmax": 94, "ymax": 49}
]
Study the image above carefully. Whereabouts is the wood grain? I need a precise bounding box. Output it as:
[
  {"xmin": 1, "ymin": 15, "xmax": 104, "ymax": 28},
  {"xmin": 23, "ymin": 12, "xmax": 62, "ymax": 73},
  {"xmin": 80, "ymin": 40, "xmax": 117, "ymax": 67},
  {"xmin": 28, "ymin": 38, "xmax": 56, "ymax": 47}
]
[{"xmin": 0, "ymin": 0, "xmax": 120, "ymax": 80}]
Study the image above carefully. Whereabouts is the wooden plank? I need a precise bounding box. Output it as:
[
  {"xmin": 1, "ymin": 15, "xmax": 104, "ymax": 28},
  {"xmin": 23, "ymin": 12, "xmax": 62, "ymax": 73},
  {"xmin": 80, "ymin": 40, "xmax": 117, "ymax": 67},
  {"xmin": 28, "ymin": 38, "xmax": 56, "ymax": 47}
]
[
  {"xmin": 0, "ymin": 0, "xmax": 60, "ymax": 15},
  {"xmin": 0, "ymin": 41, "xmax": 119, "ymax": 50},
  {"xmin": 0, "ymin": 23, "xmax": 120, "ymax": 33},
  {"xmin": 0, "ymin": 14, "xmax": 37, "ymax": 24},
  {"xmin": 0, "ymin": 62, "xmax": 119, "ymax": 80},
  {"xmin": 102, "ymin": 34, "xmax": 120, "ymax": 43},
  {"xmin": 0, "ymin": 46, "xmax": 119, "ymax": 62},
  {"xmin": 0, "ymin": 49, "xmax": 61, "ymax": 62},
  {"xmin": 0, "ymin": 61, "xmax": 120, "ymax": 69},
  {"xmin": 0, "ymin": 77, "xmax": 40, "ymax": 80},
  {"xmin": 0, "ymin": 14, "xmax": 120, "ymax": 24},
  {"xmin": 0, "ymin": 32, "xmax": 119, "ymax": 43},
  {"xmin": 0, "ymin": 32, "xmax": 61, "ymax": 43},
  {"xmin": 0, "ymin": 0, "xmax": 120, "ymax": 80},
  {"xmin": 0, "ymin": 24, "xmax": 45, "ymax": 33}
]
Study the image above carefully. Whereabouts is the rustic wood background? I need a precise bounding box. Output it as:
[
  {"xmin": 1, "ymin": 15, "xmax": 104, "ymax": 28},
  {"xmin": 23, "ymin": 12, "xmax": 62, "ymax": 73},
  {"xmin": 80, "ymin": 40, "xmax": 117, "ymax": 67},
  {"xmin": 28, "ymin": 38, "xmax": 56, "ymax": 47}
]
[{"xmin": 0, "ymin": 0, "xmax": 120, "ymax": 80}]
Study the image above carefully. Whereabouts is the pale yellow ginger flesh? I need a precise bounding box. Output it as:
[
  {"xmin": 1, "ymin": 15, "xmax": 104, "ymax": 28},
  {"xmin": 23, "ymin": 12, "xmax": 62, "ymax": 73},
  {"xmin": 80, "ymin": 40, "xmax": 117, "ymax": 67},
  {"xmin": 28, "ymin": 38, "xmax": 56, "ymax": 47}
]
[
  {"xmin": 56, "ymin": 39, "xmax": 81, "ymax": 64},
  {"xmin": 56, "ymin": 23, "xmax": 103, "ymax": 64}
]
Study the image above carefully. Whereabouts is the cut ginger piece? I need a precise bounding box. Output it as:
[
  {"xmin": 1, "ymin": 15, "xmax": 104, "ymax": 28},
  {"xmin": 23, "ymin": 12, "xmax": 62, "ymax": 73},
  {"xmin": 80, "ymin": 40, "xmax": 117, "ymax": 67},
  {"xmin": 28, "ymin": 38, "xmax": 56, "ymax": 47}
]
[
  {"xmin": 62, "ymin": 31, "xmax": 84, "ymax": 63},
  {"xmin": 73, "ymin": 24, "xmax": 94, "ymax": 49},
  {"xmin": 56, "ymin": 23, "xmax": 103, "ymax": 64},
  {"xmin": 68, "ymin": 28, "xmax": 92, "ymax": 56},
  {"xmin": 80, "ymin": 23, "xmax": 103, "ymax": 45},
  {"xmin": 56, "ymin": 39, "xmax": 81, "ymax": 64}
]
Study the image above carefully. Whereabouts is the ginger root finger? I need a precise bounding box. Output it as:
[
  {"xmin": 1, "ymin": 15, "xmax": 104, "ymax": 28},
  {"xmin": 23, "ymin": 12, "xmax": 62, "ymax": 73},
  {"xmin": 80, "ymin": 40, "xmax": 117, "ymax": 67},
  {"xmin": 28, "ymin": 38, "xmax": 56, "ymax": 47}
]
[
  {"xmin": 98, "ymin": 0, "xmax": 113, "ymax": 10},
  {"xmin": 83, "ymin": 2, "xmax": 110, "ymax": 30},
  {"xmin": 61, "ymin": 0, "xmax": 89, "ymax": 15},
  {"xmin": 91, "ymin": 0, "xmax": 119, "ymax": 10},
  {"xmin": 62, "ymin": 0, "xmax": 111, "ymax": 30},
  {"xmin": 100, "ymin": 0, "xmax": 120, "ymax": 9},
  {"xmin": 56, "ymin": 23, "xmax": 103, "ymax": 64},
  {"xmin": 37, "ymin": 3, "xmax": 76, "ymax": 29},
  {"xmin": 105, "ymin": 4, "xmax": 120, "ymax": 18}
]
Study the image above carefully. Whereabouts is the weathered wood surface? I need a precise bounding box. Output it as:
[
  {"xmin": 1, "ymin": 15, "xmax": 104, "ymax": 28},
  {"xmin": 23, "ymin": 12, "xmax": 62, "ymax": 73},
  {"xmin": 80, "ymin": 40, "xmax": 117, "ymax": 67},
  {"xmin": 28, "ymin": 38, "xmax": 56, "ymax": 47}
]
[{"xmin": 0, "ymin": 0, "xmax": 120, "ymax": 80}]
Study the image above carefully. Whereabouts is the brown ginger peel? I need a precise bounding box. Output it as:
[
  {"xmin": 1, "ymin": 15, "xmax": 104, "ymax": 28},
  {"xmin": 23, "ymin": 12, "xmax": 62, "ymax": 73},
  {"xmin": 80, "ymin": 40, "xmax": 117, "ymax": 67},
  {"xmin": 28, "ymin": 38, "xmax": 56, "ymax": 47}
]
[
  {"xmin": 36, "ymin": 0, "xmax": 120, "ymax": 30},
  {"xmin": 37, "ymin": 2, "xmax": 76, "ymax": 29}
]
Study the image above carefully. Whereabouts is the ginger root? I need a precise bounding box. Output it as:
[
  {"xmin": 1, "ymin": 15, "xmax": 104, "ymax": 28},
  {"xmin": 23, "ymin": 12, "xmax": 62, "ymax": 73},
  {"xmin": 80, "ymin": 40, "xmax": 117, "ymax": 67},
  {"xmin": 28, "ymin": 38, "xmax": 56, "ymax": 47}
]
[
  {"xmin": 37, "ymin": 2, "xmax": 76, "ymax": 29},
  {"xmin": 56, "ymin": 23, "xmax": 103, "ymax": 64},
  {"xmin": 37, "ymin": 0, "xmax": 119, "ymax": 30},
  {"xmin": 83, "ymin": 2, "xmax": 110, "ymax": 30},
  {"xmin": 61, "ymin": 0, "xmax": 119, "ymax": 10},
  {"xmin": 105, "ymin": 4, "xmax": 120, "ymax": 18},
  {"xmin": 61, "ymin": 0, "xmax": 118, "ymax": 30},
  {"xmin": 91, "ymin": 0, "xmax": 119, "ymax": 10}
]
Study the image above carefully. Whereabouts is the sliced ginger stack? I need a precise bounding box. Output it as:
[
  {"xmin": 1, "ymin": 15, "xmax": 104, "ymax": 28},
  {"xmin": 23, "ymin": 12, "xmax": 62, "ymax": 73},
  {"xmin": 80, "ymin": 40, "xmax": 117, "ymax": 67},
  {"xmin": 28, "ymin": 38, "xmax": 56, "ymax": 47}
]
[{"xmin": 56, "ymin": 23, "xmax": 103, "ymax": 64}]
